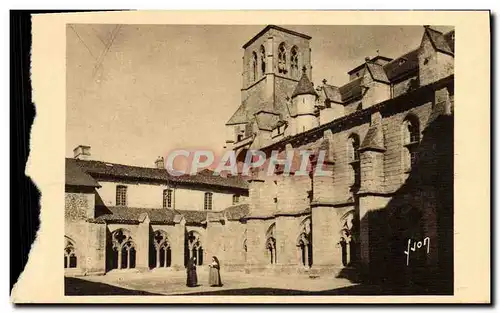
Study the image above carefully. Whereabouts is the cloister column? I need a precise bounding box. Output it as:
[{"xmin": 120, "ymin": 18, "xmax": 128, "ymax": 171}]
[
  {"xmin": 304, "ymin": 243, "xmax": 309, "ymax": 268},
  {"xmin": 85, "ymin": 221, "xmax": 106, "ymax": 275},
  {"xmin": 171, "ymin": 215, "xmax": 186, "ymax": 270},
  {"xmin": 117, "ymin": 250, "xmax": 122, "ymax": 269},
  {"xmin": 135, "ymin": 213, "xmax": 151, "ymax": 271},
  {"xmin": 156, "ymin": 248, "xmax": 161, "ymax": 268}
]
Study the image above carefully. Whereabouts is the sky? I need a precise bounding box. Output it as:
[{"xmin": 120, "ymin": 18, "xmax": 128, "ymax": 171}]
[{"xmin": 66, "ymin": 24, "xmax": 453, "ymax": 167}]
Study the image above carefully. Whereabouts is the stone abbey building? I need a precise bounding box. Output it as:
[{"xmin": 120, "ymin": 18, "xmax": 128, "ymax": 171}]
[{"xmin": 65, "ymin": 25, "xmax": 454, "ymax": 290}]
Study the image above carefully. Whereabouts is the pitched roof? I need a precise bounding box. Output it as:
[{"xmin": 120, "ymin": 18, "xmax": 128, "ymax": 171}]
[
  {"xmin": 174, "ymin": 209, "xmax": 209, "ymax": 225},
  {"xmin": 65, "ymin": 158, "xmax": 101, "ymax": 188},
  {"xmin": 226, "ymin": 102, "xmax": 248, "ymax": 125},
  {"xmin": 367, "ymin": 62, "xmax": 390, "ymax": 84},
  {"xmin": 242, "ymin": 25, "xmax": 311, "ymax": 49},
  {"xmin": 322, "ymin": 84, "xmax": 342, "ymax": 103},
  {"xmin": 383, "ymin": 49, "xmax": 420, "ymax": 82},
  {"xmin": 93, "ymin": 203, "xmax": 251, "ymax": 224},
  {"xmin": 347, "ymin": 55, "xmax": 393, "ymax": 74},
  {"xmin": 255, "ymin": 111, "xmax": 281, "ymax": 131},
  {"xmin": 360, "ymin": 123, "xmax": 386, "ymax": 151},
  {"xmin": 207, "ymin": 211, "xmax": 225, "ymax": 222},
  {"xmin": 67, "ymin": 158, "xmax": 248, "ymax": 190},
  {"xmin": 291, "ymin": 71, "xmax": 318, "ymax": 98},
  {"xmin": 92, "ymin": 206, "xmax": 179, "ymax": 224},
  {"xmin": 176, "ymin": 169, "xmax": 249, "ymax": 190},
  {"xmin": 339, "ymin": 77, "xmax": 363, "ymax": 102},
  {"xmin": 425, "ymin": 27, "xmax": 454, "ymax": 55},
  {"xmin": 223, "ymin": 203, "xmax": 250, "ymax": 221}
]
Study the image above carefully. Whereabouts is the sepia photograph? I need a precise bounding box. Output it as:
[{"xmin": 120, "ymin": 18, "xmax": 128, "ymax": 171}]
[
  {"xmin": 10, "ymin": 10, "xmax": 490, "ymax": 304},
  {"xmin": 64, "ymin": 23, "xmax": 454, "ymax": 296}
]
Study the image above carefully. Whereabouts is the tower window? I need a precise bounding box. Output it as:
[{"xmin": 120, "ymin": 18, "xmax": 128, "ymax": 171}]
[
  {"xmin": 290, "ymin": 46, "xmax": 299, "ymax": 78},
  {"xmin": 204, "ymin": 192, "xmax": 213, "ymax": 211},
  {"xmin": 252, "ymin": 51, "xmax": 258, "ymax": 81},
  {"xmin": 278, "ymin": 43, "xmax": 287, "ymax": 74},
  {"xmin": 260, "ymin": 45, "xmax": 266, "ymax": 76},
  {"xmin": 402, "ymin": 115, "xmax": 420, "ymax": 173},
  {"xmin": 116, "ymin": 185, "xmax": 127, "ymax": 206}
]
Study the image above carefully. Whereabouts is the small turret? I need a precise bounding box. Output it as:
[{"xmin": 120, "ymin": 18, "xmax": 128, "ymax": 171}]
[{"xmin": 291, "ymin": 66, "xmax": 319, "ymax": 134}]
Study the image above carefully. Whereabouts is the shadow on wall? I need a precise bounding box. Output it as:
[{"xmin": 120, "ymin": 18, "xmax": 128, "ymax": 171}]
[{"xmin": 337, "ymin": 111, "xmax": 454, "ymax": 295}]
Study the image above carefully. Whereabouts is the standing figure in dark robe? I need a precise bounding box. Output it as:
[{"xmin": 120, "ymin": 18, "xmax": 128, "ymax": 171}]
[
  {"xmin": 208, "ymin": 256, "xmax": 222, "ymax": 287},
  {"xmin": 186, "ymin": 256, "xmax": 198, "ymax": 287}
]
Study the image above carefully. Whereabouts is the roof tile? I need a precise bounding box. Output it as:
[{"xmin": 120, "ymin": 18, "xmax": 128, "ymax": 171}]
[
  {"xmin": 291, "ymin": 71, "xmax": 318, "ymax": 98},
  {"xmin": 66, "ymin": 158, "xmax": 101, "ymax": 188},
  {"xmin": 223, "ymin": 203, "xmax": 250, "ymax": 221},
  {"xmin": 67, "ymin": 158, "xmax": 248, "ymax": 190}
]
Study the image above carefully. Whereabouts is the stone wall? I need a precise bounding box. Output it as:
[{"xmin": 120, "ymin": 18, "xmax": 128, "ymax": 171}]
[{"xmin": 95, "ymin": 180, "xmax": 244, "ymax": 210}]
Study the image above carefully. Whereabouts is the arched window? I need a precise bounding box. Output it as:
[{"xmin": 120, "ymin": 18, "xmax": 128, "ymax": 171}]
[
  {"xmin": 260, "ymin": 45, "xmax": 266, "ymax": 76},
  {"xmin": 111, "ymin": 229, "xmax": 136, "ymax": 270},
  {"xmin": 402, "ymin": 115, "xmax": 420, "ymax": 173},
  {"xmin": 339, "ymin": 209, "xmax": 357, "ymax": 267},
  {"xmin": 64, "ymin": 237, "xmax": 77, "ymax": 269},
  {"xmin": 297, "ymin": 217, "xmax": 312, "ymax": 268},
  {"xmin": 278, "ymin": 43, "xmax": 287, "ymax": 74},
  {"xmin": 290, "ymin": 46, "xmax": 299, "ymax": 78},
  {"xmin": 152, "ymin": 230, "xmax": 171, "ymax": 268},
  {"xmin": 265, "ymin": 223, "xmax": 277, "ymax": 265},
  {"xmin": 348, "ymin": 134, "xmax": 361, "ymax": 188},
  {"xmin": 252, "ymin": 51, "xmax": 258, "ymax": 81},
  {"xmin": 186, "ymin": 231, "xmax": 203, "ymax": 266}
]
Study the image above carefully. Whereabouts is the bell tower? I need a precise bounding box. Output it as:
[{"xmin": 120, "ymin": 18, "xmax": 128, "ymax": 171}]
[
  {"xmin": 226, "ymin": 25, "xmax": 312, "ymax": 149},
  {"xmin": 240, "ymin": 25, "xmax": 312, "ymax": 112}
]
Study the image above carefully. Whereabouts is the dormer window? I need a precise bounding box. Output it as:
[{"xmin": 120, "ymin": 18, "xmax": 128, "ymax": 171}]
[
  {"xmin": 232, "ymin": 194, "xmax": 240, "ymax": 205},
  {"xmin": 398, "ymin": 58, "xmax": 407, "ymax": 65}
]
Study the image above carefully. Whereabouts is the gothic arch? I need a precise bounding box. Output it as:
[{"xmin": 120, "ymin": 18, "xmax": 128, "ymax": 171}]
[
  {"xmin": 339, "ymin": 209, "xmax": 358, "ymax": 266},
  {"xmin": 186, "ymin": 230, "xmax": 204, "ymax": 266},
  {"xmin": 260, "ymin": 45, "xmax": 266, "ymax": 76},
  {"xmin": 347, "ymin": 133, "xmax": 361, "ymax": 162},
  {"xmin": 347, "ymin": 133, "xmax": 361, "ymax": 189},
  {"xmin": 265, "ymin": 223, "xmax": 277, "ymax": 265},
  {"xmin": 251, "ymin": 51, "xmax": 258, "ymax": 81},
  {"xmin": 152, "ymin": 229, "xmax": 172, "ymax": 268},
  {"xmin": 290, "ymin": 46, "xmax": 299, "ymax": 78},
  {"xmin": 64, "ymin": 236, "xmax": 78, "ymax": 269},
  {"xmin": 278, "ymin": 42, "xmax": 288, "ymax": 74},
  {"xmin": 111, "ymin": 228, "xmax": 136, "ymax": 270},
  {"xmin": 401, "ymin": 114, "xmax": 421, "ymax": 173},
  {"xmin": 296, "ymin": 217, "xmax": 312, "ymax": 267}
]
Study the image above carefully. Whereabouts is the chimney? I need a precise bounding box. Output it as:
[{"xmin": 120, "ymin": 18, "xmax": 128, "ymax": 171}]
[
  {"xmin": 155, "ymin": 156, "xmax": 165, "ymax": 169},
  {"xmin": 73, "ymin": 145, "xmax": 91, "ymax": 160}
]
